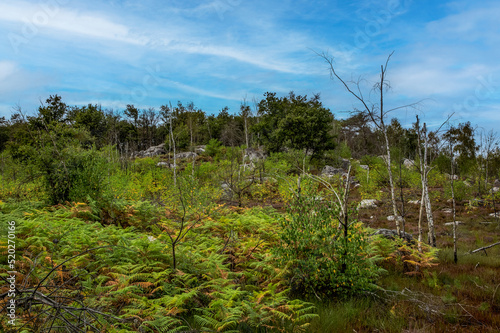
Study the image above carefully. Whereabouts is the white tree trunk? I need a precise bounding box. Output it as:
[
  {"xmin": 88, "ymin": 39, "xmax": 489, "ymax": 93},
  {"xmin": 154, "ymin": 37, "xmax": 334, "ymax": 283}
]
[
  {"xmin": 244, "ymin": 116, "xmax": 249, "ymax": 148},
  {"xmin": 422, "ymin": 126, "xmax": 436, "ymax": 247},
  {"xmin": 383, "ymin": 128, "xmax": 399, "ymax": 235},
  {"xmin": 418, "ymin": 188, "xmax": 425, "ymax": 252},
  {"xmin": 423, "ymin": 176, "xmax": 435, "ymax": 246},
  {"xmin": 170, "ymin": 108, "xmax": 177, "ymax": 186}
]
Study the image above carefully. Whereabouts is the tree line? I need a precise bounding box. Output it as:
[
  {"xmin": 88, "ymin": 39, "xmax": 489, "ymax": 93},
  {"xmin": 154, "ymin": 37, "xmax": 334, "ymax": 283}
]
[{"xmin": 0, "ymin": 92, "xmax": 499, "ymax": 179}]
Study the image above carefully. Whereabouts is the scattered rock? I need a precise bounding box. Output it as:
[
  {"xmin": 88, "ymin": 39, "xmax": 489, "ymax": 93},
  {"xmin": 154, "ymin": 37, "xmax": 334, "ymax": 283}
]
[
  {"xmin": 403, "ymin": 159, "xmax": 414, "ymax": 169},
  {"xmin": 133, "ymin": 143, "xmax": 166, "ymax": 158},
  {"xmin": 444, "ymin": 221, "xmax": 463, "ymax": 226},
  {"xmin": 244, "ymin": 148, "xmax": 266, "ymax": 162},
  {"xmin": 492, "ymin": 187, "xmax": 500, "ymax": 193},
  {"xmin": 359, "ymin": 164, "xmax": 369, "ymax": 171},
  {"xmin": 358, "ymin": 199, "xmax": 378, "ymax": 209},
  {"xmin": 156, "ymin": 162, "xmax": 174, "ymax": 168},
  {"xmin": 372, "ymin": 228, "xmax": 413, "ymax": 243},
  {"xmin": 387, "ymin": 215, "xmax": 403, "ymax": 222},
  {"xmin": 175, "ymin": 151, "xmax": 198, "ymax": 159},
  {"xmin": 489, "ymin": 212, "xmax": 500, "ymax": 218},
  {"xmin": 221, "ymin": 182, "xmax": 233, "ymax": 200},
  {"xmin": 340, "ymin": 158, "xmax": 350, "ymax": 170},
  {"xmin": 445, "ymin": 173, "xmax": 459, "ymax": 180},
  {"xmin": 322, "ymin": 166, "xmax": 344, "ymax": 177},
  {"xmin": 194, "ymin": 145, "xmax": 206, "ymax": 154}
]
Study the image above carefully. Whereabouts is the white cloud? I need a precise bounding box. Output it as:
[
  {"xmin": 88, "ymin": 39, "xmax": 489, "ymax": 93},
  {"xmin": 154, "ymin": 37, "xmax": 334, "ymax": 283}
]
[
  {"xmin": 427, "ymin": 3, "xmax": 500, "ymax": 43},
  {"xmin": 391, "ymin": 63, "xmax": 495, "ymax": 97},
  {"xmin": 0, "ymin": 1, "xmax": 146, "ymax": 45},
  {"xmin": 0, "ymin": 61, "xmax": 17, "ymax": 81},
  {"xmin": 162, "ymin": 78, "xmax": 243, "ymax": 101}
]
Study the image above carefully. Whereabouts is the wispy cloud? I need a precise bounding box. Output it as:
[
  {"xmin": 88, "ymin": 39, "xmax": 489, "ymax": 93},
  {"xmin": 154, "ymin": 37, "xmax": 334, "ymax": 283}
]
[
  {"xmin": 0, "ymin": 1, "xmax": 146, "ymax": 45},
  {"xmin": 0, "ymin": 0, "xmax": 497, "ymax": 134}
]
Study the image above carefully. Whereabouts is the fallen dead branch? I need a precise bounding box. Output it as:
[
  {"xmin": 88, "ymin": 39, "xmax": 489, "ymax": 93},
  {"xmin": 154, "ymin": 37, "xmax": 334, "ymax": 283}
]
[{"xmin": 469, "ymin": 241, "xmax": 500, "ymax": 255}]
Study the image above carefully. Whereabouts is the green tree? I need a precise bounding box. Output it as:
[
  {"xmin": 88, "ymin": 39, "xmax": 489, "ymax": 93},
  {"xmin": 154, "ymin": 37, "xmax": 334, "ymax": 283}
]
[
  {"xmin": 67, "ymin": 104, "xmax": 107, "ymax": 147},
  {"xmin": 254, "ymin": 92, "xmax": 336, "ymax": 157},
  {"xmin": 7, "ymin": 97, "xmax": 108, "ymax": 204},
  {"xmin": 339, "ymin": 112, "xmax": 380, "ymax": 158},
  {"xmin": 443, "ymin": 122, "xmax": 477, "ymax": 175},
  {"xmin": 39, "ymin": 95, "xmax": 67, "ymax": 125}
]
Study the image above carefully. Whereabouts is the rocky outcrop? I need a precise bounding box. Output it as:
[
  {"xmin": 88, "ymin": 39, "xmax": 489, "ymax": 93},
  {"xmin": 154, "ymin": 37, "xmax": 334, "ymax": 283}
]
[
  {"xmin": 372, "ymin": 228, "xmax": 413, "ymax": 243},
  {"xmin": 444, "ymin": 173, "xmax": 459, "ymax": 180},
  {"xmin": 244, "ymin": 148, "xmax": 266, "ymax": 162},
  {"xmin": 321, "ymin": 166, "xmax": 344, "ymax": 177},
  {"xmin": 403, "ymin": 159, "xmax": 414, "ymax": 169},
  {"xmin": 220, "ymin": 182, "xmax": 233, "ymax": 200},
  {"xmin": 194, "ymin": 145, "xmax": 206, "ymax": 154},
  {"xmin": 133, "ymin": 143, "xmax": 165, "ymax": 158},
  {"xmin": 175, "ymin": 152, "xmax": 198, "ymax": 159},
  {"xmin": 358, "ymin": 199, "xmax": 378, "ymax": 209},
  {"xmin": 340, "ymin": 158, "xmax": 350, "ymax": 170},
  {"xmin": 157, "ymin": 162, "xmax": 175, "ymax": 168},
  {"xmin": 387, "ymin": 215, "xmax": 403, "ymax": 222}
]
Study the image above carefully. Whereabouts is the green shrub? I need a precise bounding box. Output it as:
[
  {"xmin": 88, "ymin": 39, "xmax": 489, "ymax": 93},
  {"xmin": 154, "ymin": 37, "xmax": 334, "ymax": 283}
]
[
  {"xmin": 38, "ymin": 146, "xmax": 109, "ymax": 204},
  {"xmin": 67, "ymin": 148, "xmax": 109, "ymax": 203},
  {"xmin": 204, "ymin": 138, "xmax": 223, "ymax": 158},
  {"xmin": 274, "ymin": 194, "xmax": 381, "ymax": 299},
  {"xmin": 444, "ymin": 180, "xmax": 473, "ymax": 201}
]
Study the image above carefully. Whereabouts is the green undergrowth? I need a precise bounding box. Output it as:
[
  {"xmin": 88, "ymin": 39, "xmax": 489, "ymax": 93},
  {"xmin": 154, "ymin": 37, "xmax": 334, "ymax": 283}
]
[{"xmin": 1, "ymin": 200, "xmax": 321, "ymax": 332}]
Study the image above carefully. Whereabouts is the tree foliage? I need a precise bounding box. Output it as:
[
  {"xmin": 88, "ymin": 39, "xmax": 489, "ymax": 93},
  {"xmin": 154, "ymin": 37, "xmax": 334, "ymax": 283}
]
[{"xmin": 254, "ymin": 92, "xmax": 336, "ymax": 157}]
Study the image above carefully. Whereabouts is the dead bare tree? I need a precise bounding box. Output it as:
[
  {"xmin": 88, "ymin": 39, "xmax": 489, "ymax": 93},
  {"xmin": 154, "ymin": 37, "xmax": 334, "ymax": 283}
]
[
  {"xmin": 169, "ymin": 102, "xmax": 177, "ymax": 186},
  {"xmin": 415, "ymin": 116, "xmax": 436, "ymax": 247},
  {"xmin": 240, "ymin": 98, "xmax": 252, "ymax": 148},
  {"xmin": 319, "ymin": 51, "xmax": 420, "ymax": 236},
  {"xmin": 415, "ymin": 114, "xmax": 452, "ymax": 248},
  {"xmin": 479, "ymin": 129, "xmax": 498, "ymax": 193},
  {"xmin": 450, "ymin": 139, "xmax": 458, "ymax": 264}
]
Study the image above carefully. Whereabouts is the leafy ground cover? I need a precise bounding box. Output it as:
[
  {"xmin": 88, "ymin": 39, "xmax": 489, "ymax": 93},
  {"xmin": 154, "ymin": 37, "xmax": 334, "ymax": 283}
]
[{"xmin": 1, "ymin": 149, "xmax": 500, "ymax": 332}]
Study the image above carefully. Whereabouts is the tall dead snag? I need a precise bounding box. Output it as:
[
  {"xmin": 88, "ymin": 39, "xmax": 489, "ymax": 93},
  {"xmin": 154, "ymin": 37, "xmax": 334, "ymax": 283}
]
[
  {"xmin": 320, "ymin": 51, "xmax": 417, "ymax": 236},
  {"xmin": 415, "ymin": 116, "xmax": 436, "ymax": 247},
  {"xmin": 163, "ymin": 102, "xmax": 177, "ymax": 186},
  {"xmin": 450, "ymin": 139, "xmax": 458, "ymax": 263},
  {"xmin": 415, "ymin": 114, "xmax": 452, "ymax": 249}
]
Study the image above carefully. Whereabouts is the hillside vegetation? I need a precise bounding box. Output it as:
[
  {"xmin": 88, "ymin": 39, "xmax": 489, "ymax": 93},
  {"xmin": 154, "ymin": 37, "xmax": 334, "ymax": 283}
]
[{"xmin": 1, "ymin": 94, "xmax": 500, "ymax": 332}]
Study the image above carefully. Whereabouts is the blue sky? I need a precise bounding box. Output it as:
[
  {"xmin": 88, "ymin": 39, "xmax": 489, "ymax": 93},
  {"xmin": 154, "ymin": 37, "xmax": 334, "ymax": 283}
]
[{"xmin": 0, "ymin": 0, "xmax": 499, "ymax": 133}]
